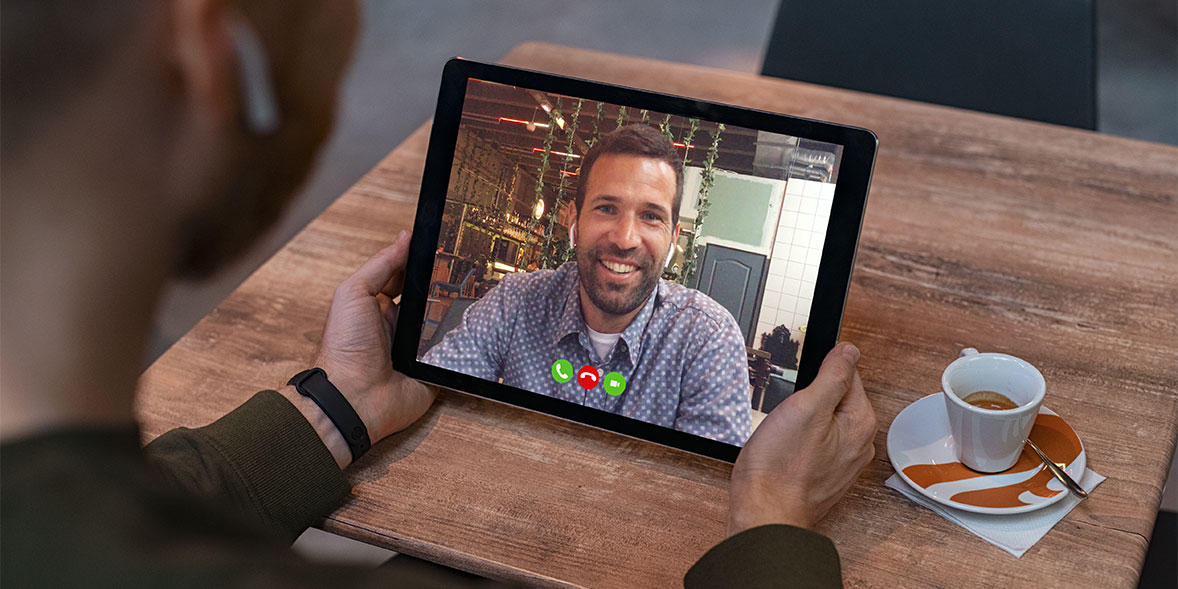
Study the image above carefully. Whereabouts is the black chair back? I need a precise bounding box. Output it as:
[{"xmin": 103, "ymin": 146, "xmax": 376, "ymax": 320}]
[
  {"xmin": 424, "ymin": 296, "xmax": 478, "ymax": 351},
  {"xmin": 761, "ymin": 0, "xmax": 1096, "ymax": 129}
]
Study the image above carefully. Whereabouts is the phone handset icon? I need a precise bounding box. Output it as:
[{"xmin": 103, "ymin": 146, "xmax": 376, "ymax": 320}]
[
  {"xmin": 576, "ymin": 366, "xmax": 599, "ymax": 390},
  {"xmin": 551, "ymin": 359, "xmax": 574, "ymax": 383}
]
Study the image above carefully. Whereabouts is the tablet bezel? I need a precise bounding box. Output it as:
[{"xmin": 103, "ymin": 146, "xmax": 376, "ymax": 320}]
[{"xmin": 393, "ymin": 58, "xmax": 876, "ymax": 462}]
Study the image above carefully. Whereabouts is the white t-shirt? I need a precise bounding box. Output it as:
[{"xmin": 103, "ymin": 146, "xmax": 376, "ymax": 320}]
[{"xmin": 586, "ymin": 326, "xmax": 622, "ymax": 361}]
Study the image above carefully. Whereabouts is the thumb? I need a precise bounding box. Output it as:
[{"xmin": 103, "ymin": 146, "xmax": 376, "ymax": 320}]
[
  {"xmin": 796, "ymin": 342, "xmax": 860, "ymax": 415},
  {"xmin": 350, "ymin": 231, "xmax": 410, "ymax": 296}
]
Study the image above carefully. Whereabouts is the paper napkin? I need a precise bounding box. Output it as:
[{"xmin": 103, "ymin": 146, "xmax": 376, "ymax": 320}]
[{"xmin": 885, "ymin": 469, "xmax": 1106, "ymax": 557}]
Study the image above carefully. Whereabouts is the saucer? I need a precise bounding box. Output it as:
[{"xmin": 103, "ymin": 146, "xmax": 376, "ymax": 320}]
[{"xmin": 886, "ymin": 393, "xmax": 1086, "ymax": 515}]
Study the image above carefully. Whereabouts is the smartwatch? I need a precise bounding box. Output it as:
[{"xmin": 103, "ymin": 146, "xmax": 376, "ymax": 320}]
[{"xmin": 287, "ymin": 368, "xmax": 371, "ymax": 461}]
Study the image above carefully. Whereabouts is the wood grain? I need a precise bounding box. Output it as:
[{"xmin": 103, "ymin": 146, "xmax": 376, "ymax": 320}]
[{"xmin": 137, "ymin": 42, "xmax": 1178, "ymax": 588}]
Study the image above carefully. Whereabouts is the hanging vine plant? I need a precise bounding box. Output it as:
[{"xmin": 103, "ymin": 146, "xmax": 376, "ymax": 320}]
[
  {"xmin": 536, "ymin": 96, "xmax": 564, "ymax": 268},
  {"xmin": 681, "ymin": 118, "xmax": 700, "ymax": 167},
  {"xmin": 524, "ymin": 105, "xmax": 559, "ymax": 264},
  {"xmin": 541, "ymin": 98, "xmax": 582, "ymax": 269},
  {"xmin": 588, "ymin": 100, "xmax": 605, "ymax": 148},
  {"xmin": 682, "ymin": 122, "xmax": 724, "ymax": 284},
  {"xmin": 615, "ymin": 105, "xmax": 628, "ymax": 129},
  {"xmin": 659, "ymin": 113, "xmax": 674, "ymax": 144}
]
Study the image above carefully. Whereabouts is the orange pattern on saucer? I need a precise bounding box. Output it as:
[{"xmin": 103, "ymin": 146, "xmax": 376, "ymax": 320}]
[{"xmin": 901, "ymin": 414, "xmax": 1082, "ymax": 508}]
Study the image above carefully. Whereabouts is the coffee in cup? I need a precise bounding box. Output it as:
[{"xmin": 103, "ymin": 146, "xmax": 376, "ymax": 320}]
[
  {"xmin": 961, "ymin": 390, "xmax": 1019, "ymax": 411},
  {"xmin": 942, "ymin": 348, "xmax": 1046, "ymax": 472}
]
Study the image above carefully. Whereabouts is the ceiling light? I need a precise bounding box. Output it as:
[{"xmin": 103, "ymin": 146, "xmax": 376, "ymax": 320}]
[
  {"xmin": 498, "ymin": 117, "xmax": 549, "ymax": 130},
  {"xmin": 532, "ymin": 148, "xmax": 580, "ymax": 158}
]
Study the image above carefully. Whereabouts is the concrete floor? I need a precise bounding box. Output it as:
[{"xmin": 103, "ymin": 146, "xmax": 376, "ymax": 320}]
[{"xmin": 147, "ymin": 0, "xmax": 1177, "ymax": 575}]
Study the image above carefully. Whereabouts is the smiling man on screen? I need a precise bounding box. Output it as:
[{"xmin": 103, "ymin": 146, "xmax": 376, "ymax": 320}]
[{"xmin": 423, "ymin": 124, "xmax": 752, "ymax": 445}]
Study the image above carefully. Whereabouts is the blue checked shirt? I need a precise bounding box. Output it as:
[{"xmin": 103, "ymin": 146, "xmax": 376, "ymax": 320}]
[{"xmin": 421, "ymin": 262, "xmax": 752, "ymax": 445}]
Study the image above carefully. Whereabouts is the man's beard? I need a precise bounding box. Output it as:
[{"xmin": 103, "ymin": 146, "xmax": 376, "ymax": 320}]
[{"xmin": 576, "ymin": 242, "xmax": 661, "ymax": 317}]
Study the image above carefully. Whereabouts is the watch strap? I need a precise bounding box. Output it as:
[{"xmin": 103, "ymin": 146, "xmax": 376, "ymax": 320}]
[{"xmin": 287, "ymin": 368, "xmax": 370, "ymax": 461}]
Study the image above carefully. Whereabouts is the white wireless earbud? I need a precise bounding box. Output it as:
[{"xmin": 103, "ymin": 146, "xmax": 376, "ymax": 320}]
[
  {"xmin": 664, "ymin": 242, "xmax": 675, "ymax": 268},
  {"xmin": 568, "ymin": 225, "xmax": 576, "ymax": 247},
  {"xmin": 229, "ymin": 16, "xmax": 281, "ymax": 135}
]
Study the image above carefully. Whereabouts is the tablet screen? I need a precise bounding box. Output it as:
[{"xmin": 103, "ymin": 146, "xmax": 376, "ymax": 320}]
[{"xmin": 413, "ymin": 77, "xmax": 847, "ymax": 447}]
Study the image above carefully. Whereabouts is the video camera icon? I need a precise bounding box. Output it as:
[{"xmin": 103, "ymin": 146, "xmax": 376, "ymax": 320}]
[{"xmin": 602, "ymin": 372, "xmax": 626, "ymax": 396}]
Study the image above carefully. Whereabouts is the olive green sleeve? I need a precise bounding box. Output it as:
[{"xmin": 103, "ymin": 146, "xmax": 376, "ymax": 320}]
[
  {"xmin": 144, "ymin": 390, "xmax": 351, "ymax": 542},
  {"xmin": 685, "ymin": 525, "xmax": 842, "ymax": 588}
]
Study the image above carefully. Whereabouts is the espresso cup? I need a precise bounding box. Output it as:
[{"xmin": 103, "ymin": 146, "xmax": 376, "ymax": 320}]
[{"xmin": 942, "ymin": 348, "xmax": 1046, "ymax": 472}]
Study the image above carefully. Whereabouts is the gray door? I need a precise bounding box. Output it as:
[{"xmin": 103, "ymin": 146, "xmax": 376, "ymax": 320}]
[{"xmin": 692, "ymin": 243, "xmax": 767, "ymax": 346}]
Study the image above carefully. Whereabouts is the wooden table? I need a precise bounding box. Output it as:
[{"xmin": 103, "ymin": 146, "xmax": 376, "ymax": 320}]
[{"xmin": 137, "ymin": 42, "xmax": 1178, "ymax": 588}]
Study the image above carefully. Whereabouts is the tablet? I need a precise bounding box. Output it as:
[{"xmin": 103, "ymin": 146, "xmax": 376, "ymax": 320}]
[{"xmin": 394, "ymin": 58, "xmax": 876, "ymax": 462}]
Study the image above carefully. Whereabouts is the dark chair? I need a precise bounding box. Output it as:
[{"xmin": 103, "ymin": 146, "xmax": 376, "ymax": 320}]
[
  {"xmin": 422, "ymin": 296, "xmax": 478, "ymax": 354},
  {"xmin": 761, "ymin": 1, "xmax": 1096, "ymax": 129},
  {"xmin": 762, "ymin": 373, "xmax": 796, "ymax": 413},
  {"xmin": 433, "ymin": 267, "xmax": 478, "ymax": 298}
]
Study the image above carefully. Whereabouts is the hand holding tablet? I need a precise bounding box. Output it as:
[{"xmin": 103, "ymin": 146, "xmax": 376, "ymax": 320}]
[
  {"xmin": 394, "ymin": 58, "xmax": 877, "ymax": 462},
  {"xmin": 296, "ymin": 231, "xmax": 436, "ymax": 467},
  {"xmin": 729, "ymin": 342, "xmax": 877, "ymax": 533}
]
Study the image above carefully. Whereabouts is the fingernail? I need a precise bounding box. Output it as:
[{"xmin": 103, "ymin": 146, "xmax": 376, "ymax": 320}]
[
  {"xmin": 397, "ymin": 230, "xmax": 408, "ymax": 243},
  {"xmin": 840, "ymin": 342, "xmax": 860, "ymax": 363}
]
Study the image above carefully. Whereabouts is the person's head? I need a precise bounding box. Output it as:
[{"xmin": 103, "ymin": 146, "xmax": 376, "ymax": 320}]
[
  {"xmin": 574, "ymin": 124, "xmax": 685, "ymax": 227},
  {"xmin": 571, "ymin": 124, "xmax": 683, "ymax": 319},
  {"xmin": 1, "ymin": 0, "xmax": 359, "ymax": 278}
]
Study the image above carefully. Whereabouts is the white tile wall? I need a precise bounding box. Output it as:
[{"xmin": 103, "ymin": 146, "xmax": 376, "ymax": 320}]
[{"xmin": 755, "ymin": 179, "xmax": 836, "ymax": 357}]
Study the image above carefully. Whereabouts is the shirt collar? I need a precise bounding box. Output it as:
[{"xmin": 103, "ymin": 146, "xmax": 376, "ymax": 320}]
[
  {"xmin": 553, "ymin": 263, "xmax": 584, "ymax": 346},
  {"xmin": 552, "ymin": 262, "xmax": 662, "ymax": 367},
  {"xmin": 616, "ymin": 280, "xmax": 661, "ymax": 367}
]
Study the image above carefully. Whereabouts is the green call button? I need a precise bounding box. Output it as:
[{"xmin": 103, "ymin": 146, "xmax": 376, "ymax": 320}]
[
  {"xmin": 551, "ymin": 359, "xmax": 574, "ymax": 383},
  {"xmin": 603, "ymin": 372, "xmax": 626, "ymax": 396}
]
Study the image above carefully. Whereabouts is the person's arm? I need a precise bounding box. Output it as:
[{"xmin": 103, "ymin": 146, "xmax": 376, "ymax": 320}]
[
  {"xmin": 146, "ymin": 232, "xmax": 438, "ymax": 538},
  {"xmin": 685, "ymin": 524, "xmax": 841, "ymax": 588},
  {"xmin": 684, "ymin": 343, "xmax": 876, "ymax": 588},
  {"xmin": 144, "ymin": 390, "xmax": 351, "ymax": 542},
  {"xmin": 672, "ymin": 313, "xmax": 753, "ymax": 445}
]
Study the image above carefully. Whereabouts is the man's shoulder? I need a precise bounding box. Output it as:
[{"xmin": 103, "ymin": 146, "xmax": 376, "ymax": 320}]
[
  {"xmin": 494, "ymin": 264, "xmax": 570, "ymax": 296},
  {"xmin": 480, "ymin": 264, "xmax": 574, "ymax": 314},
  {"xmin": 656, "ymin": 280, "xmax": 741, "ymax": 333}
]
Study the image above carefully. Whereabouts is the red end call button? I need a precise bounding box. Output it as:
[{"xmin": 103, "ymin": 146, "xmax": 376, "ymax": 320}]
[{"xmin": 576, "ymin": 366, "xmax": 599, "ymax": 389}]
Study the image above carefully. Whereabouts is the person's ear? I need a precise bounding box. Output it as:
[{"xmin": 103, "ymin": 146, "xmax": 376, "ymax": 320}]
[
  {"xmin": 665, "ymin": 223, "xmax": 681, "ymax": 267},
  {"xmin": 170, "ymin": 0, "xmax": 239, "ymax": 129},
  {"xmin": 171, "ymin": 0, "xmax": 279, "ymax": 135}
]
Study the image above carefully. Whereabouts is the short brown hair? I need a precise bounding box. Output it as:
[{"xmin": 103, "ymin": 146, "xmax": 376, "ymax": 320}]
[{"xmin": 575, "ymin": 124, "xmax": 685, "ymax": 226}]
